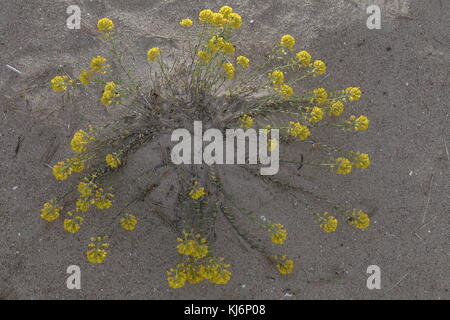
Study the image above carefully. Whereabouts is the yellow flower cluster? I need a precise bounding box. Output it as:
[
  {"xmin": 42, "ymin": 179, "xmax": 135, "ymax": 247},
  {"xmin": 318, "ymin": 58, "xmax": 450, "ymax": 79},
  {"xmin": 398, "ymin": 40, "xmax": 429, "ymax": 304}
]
[
  {"xmin": 287, "ymin": 121, "xmax": 311, "ymax": 140},
  {"xmin": 354, "ymin": 152, "xmax": 371, "ymax": 169},
  {"xmin": 346, "ymin": 87, "xmax": 362, "ymax": 101},
  {"xmin": 53, "ymin": 156, "xmax": 86, "ymax": 181},
  {"xmin": 205, "ymin": 35, "xmax": 235, "ymax": 55},
  {"xmin": 86, "ymin": 236, "xmax": 109, "ymax": 264},
  {"xmin": 329, "ymin": 100, "xmax": 344, "ymax": 116},
  {"xmin": 313, "ymin": 60, "xmax": 327, "ymax": 75},
  {"xmin": 268, "ymin": 224, "xmax": 287, "ymax": 245},
  {"xmin": 197, "ymin": 50, "xmax": 212, "ymax": 64},
  {"xmin": 64, "ymin": 212, "xmax": 85, "ymax": 233},
  {"xmin": 223, "ymin": 62, "xmax": 235, "ymax": 79},
  {"xmin": 270, "ymin": 70, "xmax": 284, "ymax": 86},
  {"xmin": 269, "ymin": 70, "xmax": 293, "ymax": 99},
  {"xmin": 273, "ymin": 255, "xmax": 294, "ymax": 274},
  {"xmin": 79, "ymin": 69, "xmax": 94, "ymax": 85},
  {"xmin": 71, "ymin": 129, "xmax": 96, "ymax": 153},
  {"xmin": 97, "ymin": 18, "xmax": 114, "ymax": 33},
  {"xmin": 90, "ymin": 56, "xmax": 107, "ymax": 72},
  {"xmin": 236, "ymin": 55, "xmax": 250, "ymax": 68},
  {"xmin": 198, "ymin": 6, "xmax": 242, "ymax": 29},
  {"xmin": 276, "ymin": 84, "xmax": 294, "ymax": 99},
  {"xmin": 319, "ymin": 212, "xmax": 338, "ymax": 233},
  {"xmin": 296, "ymin": 50, "xmax": 312, "ymax": 67},
  {"xmin": 313, "ymin": 88, "xmax": 328, "ymax": 105},
  {"xmin": 78, "ymin": 56, "xmax": 109, "ymax": 86},
  {"xmin": 308, "ymin": 106, "xmax": 324, "ymax": 123},
  {"xmin": 120, "ymin": 213, "xmax": 138, "ymax": 230},
  {"xmin": 189, "ymin": 181, "xmax": 206, "ymax": 200},
  {"xmin": 76, "ymin": 180, "xmax": 114, "ymax": 212},
  {"xmin": 106, "ymin": 153, "xmax": 121, "ymax": 168},
  {"xmin": 239, "ymin": 114, "xmax": 253, "ymax": 129},
  {"xmin": 147, "ymin": 47, "xmax": 161, "ymax": 62},
  {"xmin": 348, "ymin": 210, "xmax": 370, "ymax": 230},
  {"xmin": 167, "ymin": 230, "xmax": 232, "ymax": 288},
  {"xmin": 167, "ymin": 257, "xmax": 232, "ymax": 288},
  {"xmin": 335, "ymin": 157, "xmax": 353, "ymax": 175},
  {"xmin": 280, "ymin": 34, "xmax": 296, "ymax": 51},
  {"xmin": 40, "ymin": 200, "xmax": 62, "ymax": 222},
  {"xmin": 177, "ymin": 232, "xmax": 209, "ymax": 259},
  {"xmin": 349, "ymin": 115, "xmax": 370, "ymax": 131},
  {"xmin": 101, "ymin": 81, "xmax": 120, "ymax": 106},
  {"xmin": 50, "ymin": 75, "xmax": 72, "ymax": 92},
  {"xmin": 179, "ymin": 18, "xmax": 193, "ymax": 28}
]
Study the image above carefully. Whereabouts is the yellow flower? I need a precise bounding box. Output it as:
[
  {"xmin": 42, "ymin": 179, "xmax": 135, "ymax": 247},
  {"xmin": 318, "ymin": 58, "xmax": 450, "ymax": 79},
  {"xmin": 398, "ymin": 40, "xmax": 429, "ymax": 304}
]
[
  {"xmin": 147, "ymin": 47, "xmax": 161, "ymax": 62},
  {"xmin": 90, "ymin": 56, "xmax": 107, "ymax": 72},
  {"xmin": 76, "ymin": 198, "xmax": 90, "ymax": 212},
  {"xmin": 189, "ymin": 182, "xmax": 206, "ymax": 200},
  {"xmin": 106, "ymin": 153, "xmax": 121, "ymax": 169},
  {"xmin": 280, "ymin": 34, "xmax": 295, "ymax": 51},
  {"xmin": 176, "ymin": 232, "xmax": 209, "ymax": 258},
  {"xmin": 198, "ymin": 50, "xmax": 212, "ymax": 64},
  {"xmin": 77, "ymin": 181, "xmax": 94, "ymax": 198},
  {"xmin": 354, "ymin": 152, "xmax": 370, "ymax": 169},
  {"xmin": 309, "ymin": 107, "xmax": 324, "ymax": 123},
  {"xmin": 51, "ymin": 76, "xmax": 69, "ymax": 92},
  {"xmin": 351, "ymin": 115, "xmax": 370, "ymax": 131},
  {"xmin": 53, "ymin": 161, "xmax": 72, "ymax": 181},
  {"xmin": 348, "ymin": 210, "xmax": 370, "ymax": 230},
  {"xmin": 92, "ymin": 190, "xmax": 114, "ymax": 210},
  {"xmin": 329, "ymin": 101, "xmax": 344, "ymax": 116},
  {"xmin": 319, "ymin": 213, "xmax": 338, "ymax": 233},
  {"xmin": 268, "ymin": 224, "xmax": 287, "ymax": 245},
  {"xmin": 236, "ymin": 56, "xmax": 250, "ymax": 68},
  {"xmin": 313, "ymin": 88, "xmax": 328, "ymax": 105},
  {"xmin": 79, "ymin": 69, "xmax": 93, "ymax": 85},
  {"xmin": 201, "ymin": 258, "xmax": 231, "ymax": 285},
  {"xmin": 64, "ymin": 215, "xmax": 84, "ymax": 233},
  {"xmin": 270, "ymin": 70, "xmax": 284, "ymax": 86},
  {"xmin": 206, "ymin": 35, "xmax": 224, "ymax": 53},
  {"xmin": 228, "ymin": 13, "xmax": 242, "ymax": 29},
  {"xmin": 102, "ymin": 81, "xmax": 119, "ymax": 106},
  {"xmin": 313, "ymin": 60, "xmax": 326, "ymax": 75},
  {"xmin": 239, "ymin": 114, "xmax": 253, "ymax": 129},
  {"xmin": 335, "ymin": 157, "xmax": 353, "ymax": 175},
  {"xmin": 346, "ymin": 87, "xmax": 362, "ymax": 101},
  {"xmin": 120, "ymin": 213, "xmax": 138, "ymax": 231},
  {"xmin": 223, "ymin": 62, "xmax": 235, "ymax": 80},
  {"xmin": 287, "ymin": 121, "xmax": 310, "ymax": 141},
  {"xmin": 87, "ymin": 248, "xmax": 108, "ymax": 264},
  {"xmin": 219, "ymin": 6, "xmax": 233, "ymax": 18},
  {"xmin": 296, "ymin": 50, "xmax": 311, "ymax": 67},
  {"xmin": 86, "ymin": 237, "xmax": 109, "ymax": 263},
  {"xmin": 277, "ymin": 84, "xmax": 294, "ymax": 99},
  {"xmin": 179, "ymin": 18, "xmax": 193, "ymax": 27},
  {"xmin": 186, "ymin": 265, "xmax": 205, "ymax": 284},
  {"xmin": 167, "ymin": 267, "xmax": 187, "ymax": 289},
  {"xmin": 70, "ymin": 129, "xmax": 95, "ymax": 153},
  {"xmin": 40, "ymin": 201, "xmax": 62, "ymax": 222},
  {"xmin": 97, "ymin": 18, "xmax": 114, "ymax": 32},
  {"xmin": 221, "ymin": 42, "xmax": 235, "ymax": 55},
  {"xmin": 210, "ymin": 12, "xmax": 226, "ymax": 27},
  {"xmin": 275, "ymin": 256, "xmax": 294, "ymax": 274},
  {"xmin": 199, "ymin": 9, "xmax": 214, "ymax": 24},
  {"xmin": 66, "ymin": 157, "xmax": 85, "ymax": 173}
]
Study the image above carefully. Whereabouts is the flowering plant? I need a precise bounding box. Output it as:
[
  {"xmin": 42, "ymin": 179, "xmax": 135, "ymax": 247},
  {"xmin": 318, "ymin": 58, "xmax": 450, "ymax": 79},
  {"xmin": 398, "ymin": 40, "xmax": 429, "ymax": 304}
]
[{"xmin": 43, "ymin": 6, "xmax": 371, "ymax": 289}]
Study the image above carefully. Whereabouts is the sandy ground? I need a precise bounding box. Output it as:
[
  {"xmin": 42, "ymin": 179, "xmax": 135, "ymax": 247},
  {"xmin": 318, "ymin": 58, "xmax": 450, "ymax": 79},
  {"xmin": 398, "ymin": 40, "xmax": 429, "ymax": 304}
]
[{"xmin": 0, "ymin": 0, "xmax": 449, "ymax": 300}]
